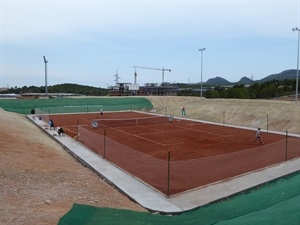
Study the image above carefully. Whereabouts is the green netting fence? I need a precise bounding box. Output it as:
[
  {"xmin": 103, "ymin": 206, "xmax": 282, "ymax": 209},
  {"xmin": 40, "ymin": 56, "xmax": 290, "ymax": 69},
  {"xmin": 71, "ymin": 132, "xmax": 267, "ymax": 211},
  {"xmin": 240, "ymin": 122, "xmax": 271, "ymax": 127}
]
[
  {"xmin": 0, "ymin": 97, "xmax": 153, "ymax": 114},
  {"xmin": 58, "ymin": 172, "xmax": 300, "ymax": 225}
]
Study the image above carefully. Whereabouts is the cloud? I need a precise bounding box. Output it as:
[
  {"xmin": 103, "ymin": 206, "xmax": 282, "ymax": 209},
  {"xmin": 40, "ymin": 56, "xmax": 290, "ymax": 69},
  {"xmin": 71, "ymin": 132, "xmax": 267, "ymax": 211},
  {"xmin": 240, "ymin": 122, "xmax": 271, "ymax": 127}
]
[
  {"xmin": 1, "ymin": 0, "xmax": 298, "ymax": 88},
  {"xmin": 3, "ymin": 1, "xmax": 297, "ymax": 44}
]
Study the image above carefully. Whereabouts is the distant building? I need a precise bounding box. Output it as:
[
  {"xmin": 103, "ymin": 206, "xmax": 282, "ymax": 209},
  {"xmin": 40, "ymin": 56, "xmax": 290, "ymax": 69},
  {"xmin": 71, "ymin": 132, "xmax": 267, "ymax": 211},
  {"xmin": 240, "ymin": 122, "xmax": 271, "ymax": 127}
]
[
  {"xmin": 109, "ymin": 82, "xmax": 178, "ymax": 96},
  {"xmin": 0, "ymin": 87, "xmax": 8, "ymax": 92},
  {"xmin": 109, "ymin": 83, "xmax": 139, "ymax": 96},
  {"xmin": 140, "ymin": 83, "xmax": 178, "ymax": 96}
]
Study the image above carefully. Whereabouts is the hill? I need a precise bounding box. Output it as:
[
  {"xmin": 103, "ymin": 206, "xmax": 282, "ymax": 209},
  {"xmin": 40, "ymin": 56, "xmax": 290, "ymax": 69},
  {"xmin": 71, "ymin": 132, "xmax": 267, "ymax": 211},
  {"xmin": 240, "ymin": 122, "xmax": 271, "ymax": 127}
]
[
  {"xmin": 205, "ymin": 76, "xmax": 232, "ymax": 86},
  {"xmin": 0, "ymin": 83, "xmax": 109, "ymax": 96},
  {"xmin": 236, "ymin": 76, "xmax": 253, "ymax": 84},
  {"xmin": 259, "ymin": 69, "xmax": 297, "ymax": 83},
  {"xmin": 204, "ymin": 69, "xmax": 298, "ymax": 86}
]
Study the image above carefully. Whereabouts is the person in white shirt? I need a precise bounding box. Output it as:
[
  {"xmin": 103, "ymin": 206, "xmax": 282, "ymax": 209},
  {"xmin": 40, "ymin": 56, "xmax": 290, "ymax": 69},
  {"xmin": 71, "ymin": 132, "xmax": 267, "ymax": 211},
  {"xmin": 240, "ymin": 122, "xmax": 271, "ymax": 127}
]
[{"xmin": 254, "ymin": 128, "xmax": 263, "ymax": 144}]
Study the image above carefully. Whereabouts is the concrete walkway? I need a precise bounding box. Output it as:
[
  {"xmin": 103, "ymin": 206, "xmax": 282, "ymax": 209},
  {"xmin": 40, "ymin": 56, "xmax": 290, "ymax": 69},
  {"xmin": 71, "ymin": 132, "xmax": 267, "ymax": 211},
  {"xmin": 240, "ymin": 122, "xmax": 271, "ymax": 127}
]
[{"xmin": 28, "ymin": 115, "xmax": 300, "ymax": 213}]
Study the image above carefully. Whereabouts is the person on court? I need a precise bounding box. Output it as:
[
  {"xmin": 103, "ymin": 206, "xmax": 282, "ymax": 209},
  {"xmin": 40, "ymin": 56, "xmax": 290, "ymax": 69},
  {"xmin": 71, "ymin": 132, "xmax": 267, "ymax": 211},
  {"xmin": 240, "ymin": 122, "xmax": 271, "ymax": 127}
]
[
  {"xmin": 100, "ymin": 109, "xmax": 103, "ymax": 118},
  {"xmin": 49, "ymin": 119, "xmax": 55, "ymax": 130},
  {"xmin": 31, "ymin": 108, "xmax": 35, "ymax": 119},
  {"xmin": 181, "ymin": 107, "xmax": 186, "ymax": 117},
  {"xmin": 254, "ymin": 128, "xmax": 263, "ymax": 144},
  {"xmin": 57, "ymin": 127, "xmax": 64, "ymax": 136},
  {"xmin": 178, "ymin": 107, "xmax": 186, "ymax": 121}
]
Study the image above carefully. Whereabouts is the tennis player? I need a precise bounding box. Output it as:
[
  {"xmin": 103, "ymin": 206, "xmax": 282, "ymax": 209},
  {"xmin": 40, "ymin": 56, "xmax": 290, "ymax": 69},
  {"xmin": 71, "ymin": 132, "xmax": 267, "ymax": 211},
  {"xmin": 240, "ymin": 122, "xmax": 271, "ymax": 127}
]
[
  {"xmin": 49, "ymin": 119, "xmax": 55, "ymax": 130},
  {"xmin": 254, "ymin": 128, "xmax": 263, "ymax": 144},
  {"xmin": 100, "ymin": 109, "xmax": 103, "ymax": 118},
  {"xmin": 31, "ymin": 108, "xmax": 35, "ymax": 120},
  {"xmin": 181, "ymin": 107, "xmax": 186, "ymax": 117},
  {"xmin": 177, "ymin": 107, "xmax": 185, "ymax": 122}
]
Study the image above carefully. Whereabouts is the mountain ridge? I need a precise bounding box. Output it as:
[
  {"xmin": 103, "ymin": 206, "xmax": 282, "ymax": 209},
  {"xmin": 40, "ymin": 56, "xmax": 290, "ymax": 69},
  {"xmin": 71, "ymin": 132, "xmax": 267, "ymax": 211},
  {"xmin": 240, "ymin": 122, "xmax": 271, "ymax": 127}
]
[{"xmin": 204, "ymin": 69, "xmax": 298, "ymax": 86}]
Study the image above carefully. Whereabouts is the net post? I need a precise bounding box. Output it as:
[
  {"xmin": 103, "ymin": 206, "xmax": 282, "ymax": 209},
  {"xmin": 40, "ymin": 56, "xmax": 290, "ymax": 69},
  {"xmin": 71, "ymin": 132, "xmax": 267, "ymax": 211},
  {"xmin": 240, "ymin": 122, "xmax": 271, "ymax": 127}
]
[
  {"xmin": 285, "ymin": 131, "xmax": 288, "ymax": 161},
  {"xmin": 103, "ymin": 129, "xmax": 106, "ymax": 159},
  {"xmin": 167, "ymin": 151, "xmax": 171, "ymax": 197},
  {"xmin": 77, "ymin": 120, "xmax": 79, "ymax": 139},
  {"xmin": 223, "ymin": 110, "xmax": 225, "ymax": 126},
  {"xmin": 48, "ymin": 109, "xmax": 51, "ymax": 126}
]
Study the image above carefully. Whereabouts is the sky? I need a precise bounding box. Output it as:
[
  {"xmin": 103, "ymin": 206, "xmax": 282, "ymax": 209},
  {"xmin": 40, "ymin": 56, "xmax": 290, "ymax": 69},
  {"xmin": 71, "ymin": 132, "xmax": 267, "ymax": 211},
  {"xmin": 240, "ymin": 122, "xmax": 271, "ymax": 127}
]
[{"xmin": 1, "ymin": 0, "xmax": 300, "ymax": 89}]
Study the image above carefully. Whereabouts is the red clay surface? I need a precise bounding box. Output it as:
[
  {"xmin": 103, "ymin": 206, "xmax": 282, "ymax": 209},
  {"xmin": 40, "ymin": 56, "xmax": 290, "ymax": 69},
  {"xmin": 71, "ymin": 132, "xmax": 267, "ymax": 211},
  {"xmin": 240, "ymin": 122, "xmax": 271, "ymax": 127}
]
[{"xmin": 48, "ymin": 111, "xmax": 300, "ymax": 195}]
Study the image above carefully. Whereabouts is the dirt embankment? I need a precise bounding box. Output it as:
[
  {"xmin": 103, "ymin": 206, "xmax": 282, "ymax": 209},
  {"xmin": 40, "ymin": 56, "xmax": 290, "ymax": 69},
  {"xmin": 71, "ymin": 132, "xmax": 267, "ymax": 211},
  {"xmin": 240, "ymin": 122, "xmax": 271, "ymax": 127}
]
[
  {"xmin": 145, "ymin": 97, "xmax": 300, "ymax": 134},
  {"xmin": 0, "ymin": 109, "xmax": 146, "ymax": 225}
]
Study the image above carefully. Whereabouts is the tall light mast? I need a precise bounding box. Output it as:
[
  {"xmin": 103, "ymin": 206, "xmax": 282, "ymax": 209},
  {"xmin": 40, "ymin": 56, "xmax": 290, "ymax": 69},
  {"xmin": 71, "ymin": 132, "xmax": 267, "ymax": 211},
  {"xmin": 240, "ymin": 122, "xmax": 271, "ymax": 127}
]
[
  {"xmin": 292, "ymin": 27, "xmax": 299, "ymax": 103},
  {"xmin": 43, "ymin": 56, "xmax": 48, "ymax": 96},
  {"xmin": 198, "ymin": 48, "xmax": 206, "ymax": 99}
]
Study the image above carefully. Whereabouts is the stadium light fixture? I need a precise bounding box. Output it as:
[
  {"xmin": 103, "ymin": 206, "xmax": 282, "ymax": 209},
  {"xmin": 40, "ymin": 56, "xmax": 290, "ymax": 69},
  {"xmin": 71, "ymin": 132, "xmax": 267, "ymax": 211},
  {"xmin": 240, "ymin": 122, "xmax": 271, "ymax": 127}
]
[
  {"xmin": 292, "ymin": 28, "xmax": 299, "ymax": 103},
  {"xmin": 43, "ymin": 56, "xmax": 48, "ymax": 96},
  {"xmin": 198, "ymin": 48, "xmax": 206, "ymax": 99}
]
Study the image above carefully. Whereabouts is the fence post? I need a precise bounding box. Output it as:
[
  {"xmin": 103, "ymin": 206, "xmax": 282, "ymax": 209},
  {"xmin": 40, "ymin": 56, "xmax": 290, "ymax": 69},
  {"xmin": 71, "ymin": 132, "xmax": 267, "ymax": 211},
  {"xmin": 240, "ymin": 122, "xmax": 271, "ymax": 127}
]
[
  {"xmin": 103, "ymin": 129, "xmax": 106, "ymax": 159},
  {"xmin": 285, "ymin": 131, "xmax": 288, "ymax": 161},
  {"xmin": 167, "ymin": 151, "xmax": 170, "ymax": 197},
  {"xmin": 267, "ymin": 114, "xmax": 269, "ymax": 133}
]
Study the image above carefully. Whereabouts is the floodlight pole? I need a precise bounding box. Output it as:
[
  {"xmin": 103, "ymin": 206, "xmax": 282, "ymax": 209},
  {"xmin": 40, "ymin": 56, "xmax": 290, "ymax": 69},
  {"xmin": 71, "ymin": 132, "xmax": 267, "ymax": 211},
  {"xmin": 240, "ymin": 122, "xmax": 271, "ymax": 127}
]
[
  {"xmin": 198, "ymin": 48, "xmax": 206, "ymax": 99},
  {"xmin": 292, "ymin": 28, "xmax": 299, "ymax": 103},
  {"xmin": 43, "ymin": 56, "xmax": 48, "ymax": 96}
]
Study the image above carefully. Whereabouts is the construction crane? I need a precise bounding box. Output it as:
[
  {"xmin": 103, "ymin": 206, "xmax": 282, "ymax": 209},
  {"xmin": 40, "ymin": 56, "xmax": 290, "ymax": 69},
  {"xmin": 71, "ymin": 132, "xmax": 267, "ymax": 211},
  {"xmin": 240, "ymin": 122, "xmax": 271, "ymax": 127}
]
[{"xmin": 133, "ymin": 66, "xmax": 171, "ymax": 85}]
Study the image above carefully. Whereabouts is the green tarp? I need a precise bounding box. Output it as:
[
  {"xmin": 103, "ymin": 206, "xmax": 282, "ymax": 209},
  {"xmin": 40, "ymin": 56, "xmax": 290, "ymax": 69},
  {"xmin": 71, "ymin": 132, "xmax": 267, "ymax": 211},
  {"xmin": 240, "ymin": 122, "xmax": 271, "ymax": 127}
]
[
  {"xmin": 58, "ymin": 172, "xmax": 300, "ymax": 225},
  {"xmin": 0, "ymin": 97, "xmax": 153, "ymax": 114}
]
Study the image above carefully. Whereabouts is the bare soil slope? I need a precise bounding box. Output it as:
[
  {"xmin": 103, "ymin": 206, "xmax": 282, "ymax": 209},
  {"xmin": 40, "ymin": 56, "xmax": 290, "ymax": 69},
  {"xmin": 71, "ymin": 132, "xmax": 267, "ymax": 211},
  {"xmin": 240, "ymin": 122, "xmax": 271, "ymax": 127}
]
[{"xmin": 0, "ymin": 109, "xmax": 146, "ymax": 225}]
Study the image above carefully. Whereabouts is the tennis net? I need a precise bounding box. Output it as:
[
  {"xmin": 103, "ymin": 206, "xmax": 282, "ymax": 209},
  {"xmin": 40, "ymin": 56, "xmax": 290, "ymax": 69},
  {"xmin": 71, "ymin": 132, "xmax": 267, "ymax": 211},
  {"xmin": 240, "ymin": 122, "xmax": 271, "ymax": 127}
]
[{"xmin": 92, "ymin": 115, "xmax": 172, "ymax": 128}]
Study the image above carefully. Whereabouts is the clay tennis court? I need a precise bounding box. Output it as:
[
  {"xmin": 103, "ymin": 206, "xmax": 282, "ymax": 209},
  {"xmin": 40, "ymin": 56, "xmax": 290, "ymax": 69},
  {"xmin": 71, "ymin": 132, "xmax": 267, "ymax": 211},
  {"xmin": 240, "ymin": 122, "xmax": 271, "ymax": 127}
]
[{"xmin": 48, "ymin": 111, "xmax": 300, "ymax": 195}]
